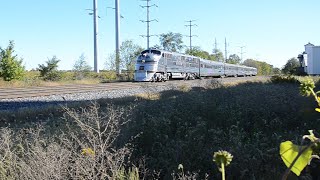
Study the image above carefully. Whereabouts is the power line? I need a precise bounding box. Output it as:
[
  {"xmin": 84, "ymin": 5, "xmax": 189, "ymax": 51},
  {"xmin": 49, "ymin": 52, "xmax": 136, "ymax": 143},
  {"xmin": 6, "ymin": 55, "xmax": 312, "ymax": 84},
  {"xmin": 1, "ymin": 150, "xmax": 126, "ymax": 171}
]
[
  {"xmin": 140, "ymin": 0, "xmax": 158, "ymax": 49},
  {"xmin": 185, "ymin": 20, "xmax": 197, "ymax": 50}
]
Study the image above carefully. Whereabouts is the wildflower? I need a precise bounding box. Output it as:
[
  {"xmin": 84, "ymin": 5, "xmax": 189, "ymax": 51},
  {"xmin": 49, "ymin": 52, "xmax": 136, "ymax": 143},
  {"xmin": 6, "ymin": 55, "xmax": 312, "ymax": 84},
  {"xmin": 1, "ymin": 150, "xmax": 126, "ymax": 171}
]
[
  {"xmin": 213, "ymin": 150, "xmax": 233, "ymax": 180},
  {"xmin": 299, "ymin": 79, "xmax": 315, "ymax": 97},
  {"xmin": 303, "ymin": 130, "xmax": 319, "ymax": 143},
  {"xmin": 178, "ymin": 164, "xmax": 184, "ymax": 170},
  {"xmin": 81, "ymin": 148, "xmax": 95, "ymax": 156},
  {"xmin": 315, "ymin": 108, "xmax": 320, "ymax": 113},
  {"xmin": 213, "ymin": 150, "xmax": 233, "ymax": 167}
]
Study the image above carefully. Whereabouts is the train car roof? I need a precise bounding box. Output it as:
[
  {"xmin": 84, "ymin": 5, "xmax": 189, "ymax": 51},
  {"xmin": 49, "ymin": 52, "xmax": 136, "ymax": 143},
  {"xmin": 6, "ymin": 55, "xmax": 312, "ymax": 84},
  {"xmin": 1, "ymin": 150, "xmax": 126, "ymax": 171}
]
[{"xmin": 141, "ymin": 49, "xmax": 256, "ymax": 69}]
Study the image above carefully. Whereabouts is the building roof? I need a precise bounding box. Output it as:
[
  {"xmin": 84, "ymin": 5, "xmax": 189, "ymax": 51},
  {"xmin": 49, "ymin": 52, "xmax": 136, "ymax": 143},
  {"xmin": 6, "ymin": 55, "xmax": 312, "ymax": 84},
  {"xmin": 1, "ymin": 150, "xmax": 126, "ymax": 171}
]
[{"xmin": 305, "ymin": 42, "xmax": 315, "ymax": 46}]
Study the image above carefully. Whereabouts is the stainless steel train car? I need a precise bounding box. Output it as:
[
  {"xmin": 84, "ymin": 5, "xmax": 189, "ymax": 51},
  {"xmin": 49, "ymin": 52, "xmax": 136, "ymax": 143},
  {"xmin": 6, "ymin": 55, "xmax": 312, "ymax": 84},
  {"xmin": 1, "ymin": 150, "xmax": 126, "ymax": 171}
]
[{"xmin": 134, "ymin": 49, "xmax": 257, "ymax": 82}]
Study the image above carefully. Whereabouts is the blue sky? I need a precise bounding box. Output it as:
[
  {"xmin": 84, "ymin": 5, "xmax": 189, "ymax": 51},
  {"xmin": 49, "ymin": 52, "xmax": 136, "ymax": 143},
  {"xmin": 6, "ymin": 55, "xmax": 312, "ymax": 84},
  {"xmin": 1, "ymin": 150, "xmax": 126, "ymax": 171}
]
[{"xmin": 1, "ymin": 0, "xmax": 319, "ymax": 70}]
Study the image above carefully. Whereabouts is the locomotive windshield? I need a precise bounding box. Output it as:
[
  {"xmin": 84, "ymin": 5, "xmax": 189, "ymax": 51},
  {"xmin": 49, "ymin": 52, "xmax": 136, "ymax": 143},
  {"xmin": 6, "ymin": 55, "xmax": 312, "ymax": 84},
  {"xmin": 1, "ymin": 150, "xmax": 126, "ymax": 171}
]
[
  {"xmin": 137, "ymin": 49, "xmax": 161, "ymax": 62},
  {"xmin": 140, "ymin": 49, "xmax": 161, "ymax": 55}
]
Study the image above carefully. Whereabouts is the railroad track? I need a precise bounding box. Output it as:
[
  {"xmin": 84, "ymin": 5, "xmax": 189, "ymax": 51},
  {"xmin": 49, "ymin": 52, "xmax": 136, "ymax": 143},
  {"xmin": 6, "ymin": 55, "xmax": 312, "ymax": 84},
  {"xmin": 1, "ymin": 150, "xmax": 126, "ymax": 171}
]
[{"xmin": 0, "ymin": 76, "xmax": 267, "ymax": 100}]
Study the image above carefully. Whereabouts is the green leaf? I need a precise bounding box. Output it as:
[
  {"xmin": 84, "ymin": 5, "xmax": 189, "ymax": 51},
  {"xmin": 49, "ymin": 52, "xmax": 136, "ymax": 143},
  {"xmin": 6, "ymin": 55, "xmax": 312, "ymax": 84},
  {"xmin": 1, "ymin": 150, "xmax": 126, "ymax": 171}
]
[{"xmin": 280, "ymin": 141, "xmax": 313, "ymax": 176}]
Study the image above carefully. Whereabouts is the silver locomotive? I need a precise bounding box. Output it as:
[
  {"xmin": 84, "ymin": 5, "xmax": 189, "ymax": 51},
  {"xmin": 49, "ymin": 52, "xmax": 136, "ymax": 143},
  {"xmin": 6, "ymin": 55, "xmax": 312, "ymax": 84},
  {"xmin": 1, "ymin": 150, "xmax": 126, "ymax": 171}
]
[{"xmin": 134, "ymin": 49, "xmax": 257, "ymax": 82}]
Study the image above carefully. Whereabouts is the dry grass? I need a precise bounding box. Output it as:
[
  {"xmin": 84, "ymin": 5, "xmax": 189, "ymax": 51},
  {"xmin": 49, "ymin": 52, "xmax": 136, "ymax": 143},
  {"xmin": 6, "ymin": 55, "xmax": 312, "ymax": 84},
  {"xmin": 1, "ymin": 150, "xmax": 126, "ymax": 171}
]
[
  {"xmin": 0, "ymin": 103, "xmax": 141, "ymax": 180},
  {"xmin": 0, "ymin": 71, "xmax": 118, "ymax": 88},
  {"xmin": 135, "ymin": 93, "xmax": 161, "ymax": 100},
  {"xmin": 177, "ymin": 84, "xmax": 191, "ymax": 92}
]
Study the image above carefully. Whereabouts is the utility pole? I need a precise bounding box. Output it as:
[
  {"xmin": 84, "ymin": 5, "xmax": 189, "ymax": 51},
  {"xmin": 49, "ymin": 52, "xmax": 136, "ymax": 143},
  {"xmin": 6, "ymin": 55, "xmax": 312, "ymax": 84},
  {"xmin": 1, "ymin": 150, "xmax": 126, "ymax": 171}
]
[
  {"xmin": 93, "ymin": 0, "xmax": 99, "ymax": 73},
  {"xmin": 214, "ymin": 38, "xmax": 218, "ymax": 61},
  {"xmin": 115, "ymin": 0, "xmax": 120, "ymax": 75},
  {"xmin": 215, "ymin": 38, "xmax": 217, "ymax": 51},
  {"xmin": 225, "ymin": 37, "xmax": 228, "ymax": 61},
  {"xmin": 140, "ymin": 0, "xmax": 158, "ymax": 49},
  {"xmin": 239, "ymin": 46, "xmax": 246, "ymax": 62},
  {"xmin": 185, "ymin": 20, "xmax": 197, "ymax": 50}
]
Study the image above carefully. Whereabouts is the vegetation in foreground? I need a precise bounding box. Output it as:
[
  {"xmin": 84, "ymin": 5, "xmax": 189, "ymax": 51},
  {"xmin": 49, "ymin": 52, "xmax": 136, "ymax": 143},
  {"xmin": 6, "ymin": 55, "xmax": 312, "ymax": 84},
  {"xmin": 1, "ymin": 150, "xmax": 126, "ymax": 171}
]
[{"xmin": 0, "ymin": 77, "xmax": 319, "ymax": 179}]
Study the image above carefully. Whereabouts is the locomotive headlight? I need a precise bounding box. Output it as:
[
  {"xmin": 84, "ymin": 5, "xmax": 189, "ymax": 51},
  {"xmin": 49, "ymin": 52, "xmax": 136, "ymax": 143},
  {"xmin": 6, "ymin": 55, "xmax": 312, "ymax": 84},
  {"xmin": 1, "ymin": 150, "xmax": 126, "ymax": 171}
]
[{"xmin": 142, "ymin": 60, "xmax": 145, "ymax": 63}]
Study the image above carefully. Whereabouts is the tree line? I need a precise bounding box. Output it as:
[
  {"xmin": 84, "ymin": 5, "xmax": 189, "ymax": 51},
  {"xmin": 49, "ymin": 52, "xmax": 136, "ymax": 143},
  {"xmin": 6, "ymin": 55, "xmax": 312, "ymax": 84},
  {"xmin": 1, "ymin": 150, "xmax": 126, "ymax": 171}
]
[{"xmin": 1, "ymin": 34, "xmax": 296, "ymax": 82}]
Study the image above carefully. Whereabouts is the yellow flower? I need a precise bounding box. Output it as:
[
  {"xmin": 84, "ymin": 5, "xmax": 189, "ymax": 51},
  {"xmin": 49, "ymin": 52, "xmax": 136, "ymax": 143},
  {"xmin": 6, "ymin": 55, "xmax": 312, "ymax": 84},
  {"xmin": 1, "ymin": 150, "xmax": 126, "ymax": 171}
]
[
  {"xmin": 213, "ymin": 150, "xmax": 233, "ymax": 167},
  {"xmin": 315, "ymin": 108, "xmax": 320, "ymax": 113},
  {"xmin": 303, "ymin": 130, "xmax": 319, "ymax": 143},
  {"xmin": 81, "ymin": 148, "xmax": 95, "ymax": 156}
]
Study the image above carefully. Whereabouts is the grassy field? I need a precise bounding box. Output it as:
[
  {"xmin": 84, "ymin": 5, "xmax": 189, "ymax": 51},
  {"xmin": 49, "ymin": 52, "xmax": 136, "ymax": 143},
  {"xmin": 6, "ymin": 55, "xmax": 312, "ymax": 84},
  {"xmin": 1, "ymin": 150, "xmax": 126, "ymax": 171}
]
[
  {"xmin": 0, "ymin": 70, "xmax": 122, "ymax": 88},
  {"xmin": 0, "ymin": 77, "xmax": 319, "ymax": 179}
]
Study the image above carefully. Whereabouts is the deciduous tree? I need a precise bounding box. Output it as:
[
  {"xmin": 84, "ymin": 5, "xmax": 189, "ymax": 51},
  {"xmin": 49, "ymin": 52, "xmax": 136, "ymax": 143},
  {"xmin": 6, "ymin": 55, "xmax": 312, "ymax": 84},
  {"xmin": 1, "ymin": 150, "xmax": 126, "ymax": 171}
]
[
  {"xmin": 226, "ymin": 54, "xmax": 241, "ymax": 64},
  {"xmin": 73, "ymin": 54, "xmax": 92, "ymax": 80},
  {"xmin": 210, "ymin": 48, "xmax": 224, "ymax": 62},
  {"xmin": 242, "ymin": 58, "xmax": 274, "ymax": 75},
  {"xmin": 159, "ymin": 32, "xmax": 184, "ymax": 52},
  {"xmin": 185, "ymin": 47, "xmax": 210, "ymax": 59},
  {"xmin": 106, "ymin": 40, "xmax": 143, "ymax": 73},
  {"xmin": 282, "ymin": 57, "xmax": 300, "ymax": 75}
]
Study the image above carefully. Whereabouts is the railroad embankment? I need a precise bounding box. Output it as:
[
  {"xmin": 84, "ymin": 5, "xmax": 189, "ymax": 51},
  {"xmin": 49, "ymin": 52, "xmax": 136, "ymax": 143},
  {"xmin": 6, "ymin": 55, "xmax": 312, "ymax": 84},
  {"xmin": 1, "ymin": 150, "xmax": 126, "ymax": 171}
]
[{"xmin": 0, "ymin": 76, "xmax": 318, "ymax": 179}]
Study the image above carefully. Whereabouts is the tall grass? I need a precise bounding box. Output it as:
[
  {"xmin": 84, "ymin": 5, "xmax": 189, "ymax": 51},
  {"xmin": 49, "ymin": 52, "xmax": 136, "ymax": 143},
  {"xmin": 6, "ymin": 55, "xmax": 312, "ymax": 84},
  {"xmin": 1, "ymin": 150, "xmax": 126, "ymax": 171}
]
[{"xmin": 0, "ymin": 78, "xmax": 319, "ymax": 179}]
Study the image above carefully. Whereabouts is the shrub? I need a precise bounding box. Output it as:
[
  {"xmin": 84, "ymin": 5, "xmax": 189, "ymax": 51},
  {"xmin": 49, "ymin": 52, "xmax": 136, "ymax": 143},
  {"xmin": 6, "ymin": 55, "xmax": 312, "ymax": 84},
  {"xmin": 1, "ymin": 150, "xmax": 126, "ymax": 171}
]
[
  {"xmin": 73, "ymin": 54, "xmax": 92, "ymax": 80},
  {"xmin": 37, "ymin": 56, "xmax": 61, "ymax": 81},
  {"xmin": 270, "ymin": 75, "xmax": 299, "ymax": 84},
  {"xmin": 0, "ymin": 103, "xmax": 138, "ymax": 179},
  {"xmin": 0, "ymin": 41, "xmax": 25, "ymax": 81}
]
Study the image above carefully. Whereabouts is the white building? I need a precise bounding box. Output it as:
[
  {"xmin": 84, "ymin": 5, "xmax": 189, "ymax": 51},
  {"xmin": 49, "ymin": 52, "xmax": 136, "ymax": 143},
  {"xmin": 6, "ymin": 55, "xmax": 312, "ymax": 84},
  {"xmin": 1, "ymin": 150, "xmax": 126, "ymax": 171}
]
[{"xmin": 298, "ymin": 42, "xmax": 320, "ymax": 75}]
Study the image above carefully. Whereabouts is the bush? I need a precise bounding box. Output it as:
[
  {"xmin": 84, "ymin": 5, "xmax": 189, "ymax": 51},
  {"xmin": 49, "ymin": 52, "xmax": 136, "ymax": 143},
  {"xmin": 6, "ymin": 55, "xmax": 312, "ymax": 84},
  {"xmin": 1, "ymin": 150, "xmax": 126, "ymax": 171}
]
[
  {"xmin": 270, "ymin": 75, "xmax": 299, "ymax": 84},
  {"xmin": 37, "ymin": 56, "xmax": 61, "ymax": 81},
  {"xmin": 0, "ymin": 103, "xmax": 137, "ymax": 180},
  {"xmin": 0, "ymin": 41, "xmax": 25, "ymax": 81},
  {"xmin": 73, "ymin": 54, "xmax": 92, "ymax": 80}
]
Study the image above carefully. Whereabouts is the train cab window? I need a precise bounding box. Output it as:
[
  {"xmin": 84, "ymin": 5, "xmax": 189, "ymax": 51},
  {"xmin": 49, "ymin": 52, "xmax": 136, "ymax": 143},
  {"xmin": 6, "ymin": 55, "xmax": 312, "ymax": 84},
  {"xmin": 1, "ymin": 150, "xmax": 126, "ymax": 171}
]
[
  {"xmin": 141, "ymin": 49, "xmax": 161, "ymax": 55},
  {"xmin": 201, "ymin": 64, "xmax": 204, "ymax": 68}
]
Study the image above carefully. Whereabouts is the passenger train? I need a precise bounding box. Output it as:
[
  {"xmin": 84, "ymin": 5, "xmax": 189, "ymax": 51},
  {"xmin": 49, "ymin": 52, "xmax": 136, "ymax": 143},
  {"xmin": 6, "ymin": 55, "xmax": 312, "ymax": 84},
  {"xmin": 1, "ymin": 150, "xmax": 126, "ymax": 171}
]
[{"xmin": 134, "ymin": 49, "xmax": 257, "ymax": 82}]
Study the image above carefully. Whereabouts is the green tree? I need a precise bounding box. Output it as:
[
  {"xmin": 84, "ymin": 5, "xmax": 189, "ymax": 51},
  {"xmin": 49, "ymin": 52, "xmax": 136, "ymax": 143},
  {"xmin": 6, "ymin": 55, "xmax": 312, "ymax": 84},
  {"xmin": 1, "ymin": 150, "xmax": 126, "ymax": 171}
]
[
  {"xmin": 119, "ymin": 40, "xmax": 144, "ymax": 71},
  {"xmin": 37, "ymin": 56, "xmax": 61, "ymax": 81},
  {"xmin": 150, "ymin": 44, "xmax": 162, "ymax": 50},
  {"xmin": 106, "ymin": 40, "xmax": 143, "ymax": 72},
  {"xmin": 260, "ymin": 62, "xmax": 272, "ymax": 75},
  {"xmin": 282, "ymin": 57, "xmax": 300, "ymax": 75},
  {"xmin": 159, "ymin": 32, "xmax": 183, "ymax": 52},
  {"xmin": 273, "ymin": 67, "xmax": 281, "ymax": 75},
  {"xmin": 73, "ymin": 54, "xmax": 92, "ymax": 80},
  {"xmin": 0, "ymin": 41, "xmax": 25, "ymax": 81},
  {"xmin": 210, "ymin": 48, "xmax": 224, "ymax": 61},
  {"xmin": 242, "ymin": 59, "xmax": 259, "ymax": 68},
  {"xmin": 185, "ymin": 47, "xmax": 210, "ymax": 59},
  {"xmin": 226, "ymin": 54, "xmax": 241, "ymax": 64},
  {"xmin": 242, "ymin": 58, "xmax": 274, "ymax": 75}
]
